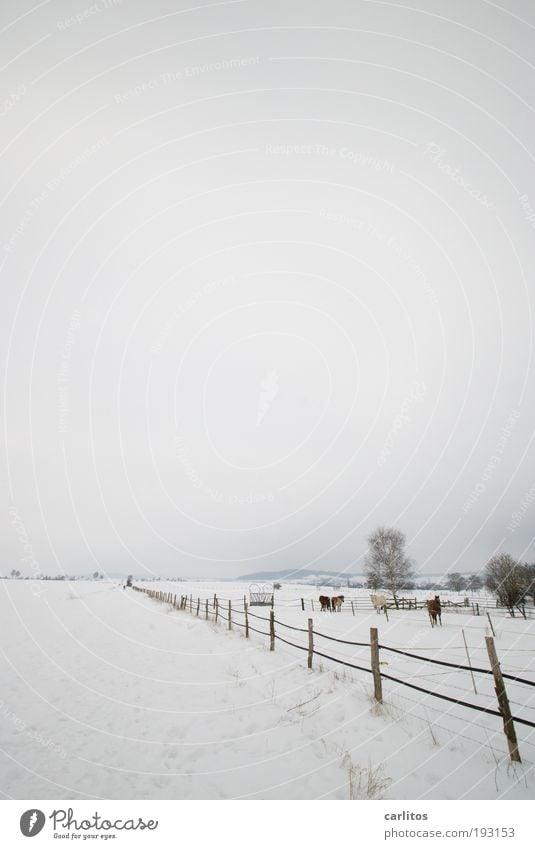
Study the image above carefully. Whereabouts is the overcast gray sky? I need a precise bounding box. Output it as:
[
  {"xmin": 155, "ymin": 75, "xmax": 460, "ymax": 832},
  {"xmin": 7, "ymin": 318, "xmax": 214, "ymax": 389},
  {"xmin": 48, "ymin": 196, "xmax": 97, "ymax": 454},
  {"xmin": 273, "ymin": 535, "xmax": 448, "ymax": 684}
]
[{"xmin": 1, "ymin": 0, "xmax": 534, "ymax": 580}]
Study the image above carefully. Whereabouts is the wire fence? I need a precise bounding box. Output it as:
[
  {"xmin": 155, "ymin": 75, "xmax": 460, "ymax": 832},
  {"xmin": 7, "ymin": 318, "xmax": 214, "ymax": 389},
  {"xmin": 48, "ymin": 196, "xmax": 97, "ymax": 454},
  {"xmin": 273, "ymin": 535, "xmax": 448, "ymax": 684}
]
[
  {"xmin": 129, "ymin": 585, "xmax": 535, "ymax": 617},
  {"xmin": 131, "ymin": 585, "xmax": 535, "ymax": 760}
]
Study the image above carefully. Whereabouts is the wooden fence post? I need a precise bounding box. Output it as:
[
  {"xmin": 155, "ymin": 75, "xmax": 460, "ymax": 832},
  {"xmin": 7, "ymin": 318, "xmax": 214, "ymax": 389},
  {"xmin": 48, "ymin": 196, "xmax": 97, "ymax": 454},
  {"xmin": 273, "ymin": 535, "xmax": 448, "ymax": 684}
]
[
  {"xmin": 228, "ymin": 600, "xmax": 232, "ymax": 631},
  {"xmin": 244, "ymin": 602, "xmax": 249, "ymax": 638},
  {"xmin": 301, "ymin": 598, "xmax": 305, "ymax": 611},
  {"xmin": 370, "ymin": 627, "xmax": 382, "ymax": 703},
  {"xmin": 205, "ymin": 599, "xmax": 208, "ymax": 620},
  {"xmin": 270, "ymin": 610, "xmax": 275, "ymax": 651},
  {"xmin": 213, "ymin": 594, "xmax": 217, "ymax": 609},
  {"xmin": 485, "ymin": 636, "xmax": 521, "ymax": 763},
  {"xmin": 307, "ymin": 618, "xmax": 313, "ymax": 669},
  {"xmin": 351, "ymin": 601, "xmax": 355, "ymax": 616},
  {"xmin": 196, "ymin": 597, "xmax": 200, "ymax": 617},
  {"xmin": 215, "ymin": 598, "xmax": 219, "ymax": 623},
  {"xmin": 487, "ymin": 612, "xmax": 496, "ymax": 637},
  {"xmin": 189, "ymin": 595, "xmax": 192, "ymax": 613}
]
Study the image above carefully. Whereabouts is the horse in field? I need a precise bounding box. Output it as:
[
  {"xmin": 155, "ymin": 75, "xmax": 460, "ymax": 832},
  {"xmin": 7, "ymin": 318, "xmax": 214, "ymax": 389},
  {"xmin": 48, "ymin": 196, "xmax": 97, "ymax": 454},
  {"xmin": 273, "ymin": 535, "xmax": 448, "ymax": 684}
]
[
  {"xmin": 427, "ymin": 595, "xmax": 442, "ymax": 627},
  {"xmin": 319, "ymin": 595, "xmax": 331, "ymax": 612},
  {"xmin": 331, "ymin": 595, "xmax": 344, "ymax": 612},
  {"xmin": 370, "ymin": 593, "xmax": 387, "ymax": 613}
]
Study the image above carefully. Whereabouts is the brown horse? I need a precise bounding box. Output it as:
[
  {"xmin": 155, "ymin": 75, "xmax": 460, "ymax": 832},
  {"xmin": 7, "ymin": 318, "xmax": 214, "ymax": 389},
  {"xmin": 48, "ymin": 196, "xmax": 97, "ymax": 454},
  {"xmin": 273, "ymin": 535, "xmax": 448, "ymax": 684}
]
[
  {"xmin": 319, "ymin": 595, "xmax": 331, "ymax": 611},
  {"xmin": 332, "ymin": 595, "xmax": 344, "ymax": 612},
  {"xmin": 426, "ymin": 595, "xmax": 442, "ymax": 627}
]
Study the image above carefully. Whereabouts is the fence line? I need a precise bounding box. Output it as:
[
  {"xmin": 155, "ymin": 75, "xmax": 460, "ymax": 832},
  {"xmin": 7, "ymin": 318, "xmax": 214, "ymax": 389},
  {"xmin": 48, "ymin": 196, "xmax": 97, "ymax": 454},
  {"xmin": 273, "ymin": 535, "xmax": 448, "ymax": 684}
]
[
  {"xmin": 130, "ymin": 587, "xmax": 535, "ymax": 609},
  {"xmin": 131, "ymin": 586, "xmax": 535, "ymax": 747}
]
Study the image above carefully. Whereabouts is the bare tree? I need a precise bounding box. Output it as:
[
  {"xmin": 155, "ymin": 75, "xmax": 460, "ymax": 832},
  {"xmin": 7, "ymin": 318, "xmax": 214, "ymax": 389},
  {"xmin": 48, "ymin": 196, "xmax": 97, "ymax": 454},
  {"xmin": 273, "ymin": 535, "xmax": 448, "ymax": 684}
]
[
  {"xmin": 446, "ymin": 572, "xmax": 466, "ymax": 592},
  {"xmin": 365, "ymin": 558, "xmax": 383, "ymax": 591},
  {"xmin": 364, "ymin": 526, "xmax": 414, "ymax": 608},
  {"xmin": 467, "ymin": 573, "xmax": 483, "ymax": 591},
  {"xmin": 485, "ymin": 553, "xmax": 531, "ymax": 616},
  {"xmin": 525, "ymin": 564, "xmax": 535, "ymax": 604}
]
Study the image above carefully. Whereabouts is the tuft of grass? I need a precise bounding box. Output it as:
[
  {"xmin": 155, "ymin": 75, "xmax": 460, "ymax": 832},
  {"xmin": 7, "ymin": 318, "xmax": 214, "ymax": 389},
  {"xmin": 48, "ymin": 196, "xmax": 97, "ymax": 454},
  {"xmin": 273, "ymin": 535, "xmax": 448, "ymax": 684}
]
[
  {"xmin": 226, "ymin": 667, "xmax": 243, "ymax": 684},
  {"xmin": 286, "ymin": 690, "xmax": 321, "ymax": 718},
  {"xmin": 424, "ymin": 709, "xmax": 439, "ymax": 746},
  {"xmin": 333, "ymin": 667, "xmax": 349, "ymax": 684},
  {"xmin": 342, "ymin": 753, "xmax": 391, "ymax": 800}
]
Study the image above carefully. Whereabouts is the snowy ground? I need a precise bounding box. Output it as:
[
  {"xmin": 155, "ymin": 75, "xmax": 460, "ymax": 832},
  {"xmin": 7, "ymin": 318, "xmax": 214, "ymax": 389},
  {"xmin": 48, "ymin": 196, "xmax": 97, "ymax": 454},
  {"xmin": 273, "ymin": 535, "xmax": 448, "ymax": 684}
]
[{"xmin": 1, "ymin": 580, "xmax": 534, "ymax": 800}]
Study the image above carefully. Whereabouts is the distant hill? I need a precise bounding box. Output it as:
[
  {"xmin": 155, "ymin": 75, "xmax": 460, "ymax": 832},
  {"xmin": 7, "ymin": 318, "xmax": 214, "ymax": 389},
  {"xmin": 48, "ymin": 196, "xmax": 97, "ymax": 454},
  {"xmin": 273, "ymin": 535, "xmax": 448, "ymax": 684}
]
[
  {"xmin": 236, "ymin": 569, "xmax": 359, "ymax": 583},
  {"xmin": 236, "ymin": 568, "xmax": 473, "ymax": 586}
]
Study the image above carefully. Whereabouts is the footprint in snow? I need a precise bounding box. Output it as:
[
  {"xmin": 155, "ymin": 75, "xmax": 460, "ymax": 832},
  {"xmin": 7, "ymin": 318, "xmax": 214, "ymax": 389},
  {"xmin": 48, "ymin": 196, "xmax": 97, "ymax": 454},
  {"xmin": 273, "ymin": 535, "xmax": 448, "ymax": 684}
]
[{"xmin": 167, "ymin": 727, "xmax": 184, "ymax": 739}]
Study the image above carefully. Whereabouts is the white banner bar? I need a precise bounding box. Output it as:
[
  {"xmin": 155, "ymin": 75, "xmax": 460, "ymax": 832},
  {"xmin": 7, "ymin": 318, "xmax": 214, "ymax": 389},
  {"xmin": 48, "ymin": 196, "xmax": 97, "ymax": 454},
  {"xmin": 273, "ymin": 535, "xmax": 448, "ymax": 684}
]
[{"xmin": 1, "ymin": 800, "xmax": 531, "ymax": 848}]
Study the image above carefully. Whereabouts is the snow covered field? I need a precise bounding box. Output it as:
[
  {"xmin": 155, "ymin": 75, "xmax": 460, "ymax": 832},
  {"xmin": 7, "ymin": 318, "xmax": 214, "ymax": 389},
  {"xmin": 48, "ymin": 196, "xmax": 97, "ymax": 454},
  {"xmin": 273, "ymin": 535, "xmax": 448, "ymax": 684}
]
[{"xmin": 1, "ymin": 580, "xmax": 534, "ymax": 800}]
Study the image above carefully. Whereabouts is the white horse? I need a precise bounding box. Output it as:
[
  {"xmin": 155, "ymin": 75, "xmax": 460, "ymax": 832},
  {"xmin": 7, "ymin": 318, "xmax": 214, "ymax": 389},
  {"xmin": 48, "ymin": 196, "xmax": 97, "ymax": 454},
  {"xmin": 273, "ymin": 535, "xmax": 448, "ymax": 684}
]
[{"xmin": 370, "ymin": 593, "xmax": 387, "ymax": 613}]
